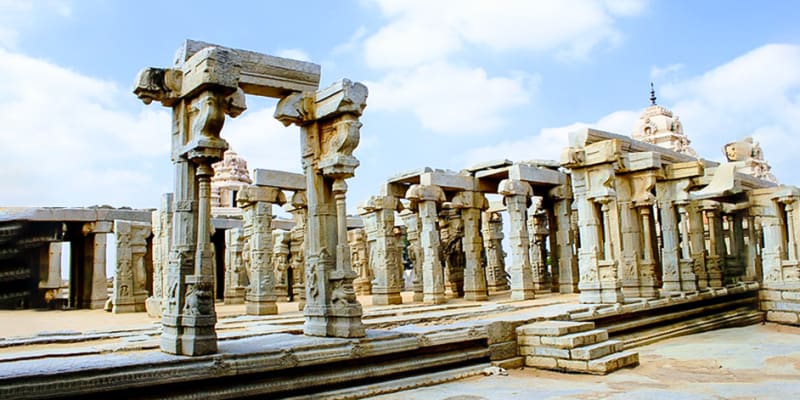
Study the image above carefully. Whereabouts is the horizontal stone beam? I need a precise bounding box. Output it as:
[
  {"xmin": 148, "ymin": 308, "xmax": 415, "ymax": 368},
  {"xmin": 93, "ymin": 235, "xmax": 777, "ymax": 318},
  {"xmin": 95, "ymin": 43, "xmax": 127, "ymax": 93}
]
[
  {"xmin": 420, "ymin": 171, "xmax": 475, "ymax": 191},
  {"xmin": 508, "ymin": 163, "xmax": 565, "ymax": 186},
  {"xmin": 176, "ymin": 40, "xmax": 321, "ymax": 98},
  {"xmin": 253, "ymin": 169, "xmax": 306, "ymax": 191},
  {"xmin": 0, "ymin": 207, "xmax": 153, "ymax": 223}
]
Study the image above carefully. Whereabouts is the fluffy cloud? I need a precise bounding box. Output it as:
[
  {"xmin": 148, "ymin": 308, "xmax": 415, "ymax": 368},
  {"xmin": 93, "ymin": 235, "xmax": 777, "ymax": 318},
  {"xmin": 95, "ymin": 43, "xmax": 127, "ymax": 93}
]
[
  {"xmin": 0, "ymin": 47, "xmax": 172, "ymax": 208},
  {"xmin": 364, "ymin": 0, "xmax": 647, "ymax": 69},
  {"xmin": 660, "ymin": 44, "xmax": 800, "ymax": 184},
  {"xmin": 221, "ymin": 105, "xmax": 303, "ymax": 175},
  {"xmin": 366, "ymin": 62, "xmax": 533, "ymax": 135}
]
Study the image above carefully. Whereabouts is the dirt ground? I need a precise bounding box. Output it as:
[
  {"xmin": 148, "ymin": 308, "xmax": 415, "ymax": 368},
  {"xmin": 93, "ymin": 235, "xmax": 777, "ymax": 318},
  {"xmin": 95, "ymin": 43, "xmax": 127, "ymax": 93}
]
[{"xmin": 370, "ymin": 323, "xmax": 800, "ymax": 400}]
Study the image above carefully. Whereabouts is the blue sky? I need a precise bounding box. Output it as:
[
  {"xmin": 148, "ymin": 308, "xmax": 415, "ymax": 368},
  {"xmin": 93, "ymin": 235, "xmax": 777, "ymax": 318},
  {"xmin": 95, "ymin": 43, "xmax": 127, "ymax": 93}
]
[{"xmin": 2, "ymin": 0, "xmax": 800, "ymax": 212}]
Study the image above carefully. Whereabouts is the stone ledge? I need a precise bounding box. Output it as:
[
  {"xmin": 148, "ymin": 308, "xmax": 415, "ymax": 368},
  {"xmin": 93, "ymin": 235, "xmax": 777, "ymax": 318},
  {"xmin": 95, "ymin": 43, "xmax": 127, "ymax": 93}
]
[
  {"xmin": 539, "ymin": 329, "xmax": 609, "ymax": 350},
  {"xmin": 587, "ymin": 350, "xmax": 639, "ymax": 375},
  {"xmin": 570, "ymin": 340, "xmax": 623, "ymax": 361},
  {"xmin": 516, "ymin": 321, "xmax": 595, "ymax": 337}
]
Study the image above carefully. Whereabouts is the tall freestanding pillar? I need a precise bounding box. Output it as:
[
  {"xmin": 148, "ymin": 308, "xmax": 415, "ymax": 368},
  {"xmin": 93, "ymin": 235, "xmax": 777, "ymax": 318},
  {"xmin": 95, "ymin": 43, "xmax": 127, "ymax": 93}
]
[
  {"xmin": 406, "ymin": 184, "xmax": 447, "ymax": 304},
  {"xmin": 359, "ymin": 195, "xmax": 403, "ymax": 305},
  {"xmin": 499, "ymin": 179, "xmax": 535, "ymax": 301},
  {"xmin": 275, "ymin": 79, "xmax": 367, "ymax": 337},
  {"xmin": 549, "ymin": 184, "xmax": 578, "ymax": 293},
  {"xmin": 288, "ymin": 191, "xmax": 308, "ymax": 310},
  {"xmin": 223, "ymin": 227, "xmax": 246, "ymax": 304},
  {"xmin": 112, "ymin": 220, "xmax": 151, "ymax": 313},
  {"xmin": 453, "ymin": 191, "xmax": 489, "ymax": 301},
  {"xmin": 400, "ymin": 209, "xmax": 425, "ymax": 301}
]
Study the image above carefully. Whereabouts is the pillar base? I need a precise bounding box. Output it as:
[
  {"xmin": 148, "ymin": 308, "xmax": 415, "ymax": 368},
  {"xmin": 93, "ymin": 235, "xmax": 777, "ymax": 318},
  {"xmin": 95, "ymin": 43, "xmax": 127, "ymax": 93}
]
[
  {"xmin": 160, "ymin": 314, "xmax": 217, "ymax": 356},
  {"xmin": 511, "ymin": 289, "xmax": 535, "ymax": 301},
  {"xmin": 223, "ymin": 295, "xmax": 245, "ymax": 305},
  {"xmin": 413, "ymin": 291, "xmax": 424, "ymax": 302},
  {"xmin": 463, "ymin": 291, "xmax": 488, "ymax": 301},
  {"xmin": 372, "ymin": 292, "xmax": 402, "ymax": 305},
  {"xmin": 246, "ymin": 301, "xmax": 278, "ymax": 315},
  {"xmin": 303, "ymin": 305, "xmax": 365, "ymax": 338},
  {"xmin": 423, "ymin": 293, "xmax": 447, "ymax": 304}
]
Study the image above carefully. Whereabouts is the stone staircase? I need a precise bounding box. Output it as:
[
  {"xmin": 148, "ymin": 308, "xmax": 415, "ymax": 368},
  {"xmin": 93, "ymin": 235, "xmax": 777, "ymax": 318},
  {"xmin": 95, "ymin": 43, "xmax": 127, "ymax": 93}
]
[{"xmin": 517, "ymin": 320, "xmax": 638, "ymax": 375}]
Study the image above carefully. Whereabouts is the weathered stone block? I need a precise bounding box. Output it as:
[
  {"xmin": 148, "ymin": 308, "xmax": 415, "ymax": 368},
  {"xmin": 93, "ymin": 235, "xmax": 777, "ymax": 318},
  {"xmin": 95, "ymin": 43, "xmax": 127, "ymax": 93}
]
[
  {"xmin": 518, "ymin": 345, "xmax": 537, "ymax": 356},
  {"xmin": 487, "ymin": 321, "xmax": 521, "ymax": 344},
  {"xmin": 532, "ymin": 346, "xmax": 570, "ymax": 359},
  {"xmin": 587, "ymin": 350, "xmax": 639, "ymax": 374},
  {"xmin": 516, "ymin": 320, "xmax": 595, "ymax": 337},
  {"xmin": 517, "ymin": 335, "xmax": 541, "ymax": 346},
  {"xmin": 489, "ymin": 340, "xmax": 518, "ymax": 361},
  {"xmin": 760, "ymin": 290, "xmax": 783, "ymax": 301},
  {"xmin": 766, "ymin": 311, "xmax": 799, "ymax": 324},
  {"xmin": 540, "ymin": 329, "xmax": 609, "ymax": 349},
  {"xmin": 782, "ymin": 291, "xmax": 800, "ymax": 301},
  {"xmin": 492, "ymin": 356, "xmax": 524, "ymax": 370},
  {"xmin": 570, "ymin": 339, "xmax": 624, "ymax": 361},
  {"xmin": 773, "ymin": 301, "xmax": 800, "ymax": 313},
  {"xmin": 557, "ymin": 358, "xmax": 589, "ymax": 372},
  {"xmin": 525, "ymin": 356, "xmax": 558, "ymax": 369}
]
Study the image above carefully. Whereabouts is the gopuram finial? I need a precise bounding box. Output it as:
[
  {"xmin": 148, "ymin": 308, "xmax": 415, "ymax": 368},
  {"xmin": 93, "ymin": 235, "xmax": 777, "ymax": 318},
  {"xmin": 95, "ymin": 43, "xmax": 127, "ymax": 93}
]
[{"xmin": 649, "ymin": 82, "xmax": 657, "ymax": 106}]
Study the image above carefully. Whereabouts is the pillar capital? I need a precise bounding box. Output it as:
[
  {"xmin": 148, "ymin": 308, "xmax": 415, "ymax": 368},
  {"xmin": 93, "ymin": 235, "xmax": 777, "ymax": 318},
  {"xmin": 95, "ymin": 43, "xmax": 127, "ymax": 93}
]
[
  {"xmin": 498, "ymin": 179, "xmax": 532, "ymax": 198},
  {"xmin": 406, "ymin": 184, "xmax": 445, "ymax": 205},
  {"xmin": 357, "ymin": 195, "xmax": 403, "ymax": 214},
  {"xmin": 236, "ymin": 186, "xmax": 286, "ymax": 207},
  {"xmin": 451, "ymin": 191, "xmax": 488, "ymax": 211}
]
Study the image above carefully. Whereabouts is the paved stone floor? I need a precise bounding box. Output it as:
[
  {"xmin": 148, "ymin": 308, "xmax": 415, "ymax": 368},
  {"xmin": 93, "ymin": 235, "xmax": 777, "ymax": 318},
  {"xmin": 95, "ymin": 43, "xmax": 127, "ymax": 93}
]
[{"xmin": 370, "ymin": 323, "xmax": 800, "ymax": 400}]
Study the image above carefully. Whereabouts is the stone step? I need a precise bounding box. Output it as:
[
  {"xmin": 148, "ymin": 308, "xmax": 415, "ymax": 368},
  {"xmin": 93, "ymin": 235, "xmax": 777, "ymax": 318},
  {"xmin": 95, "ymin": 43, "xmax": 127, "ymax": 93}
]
[
  {"xmin": 516, "ymin": 320, "xmax": 595, "ymax": 337},
  {"xmin": 569, "ymin": 339, "xmax": 623, "ymax": 361},
  {"xmin": 539, "ymin": 329, "xmax": 609, "ymax": 349},
  {"xmin": 587, "ymin": 350, "xmax": 639, "ymax": 375}
]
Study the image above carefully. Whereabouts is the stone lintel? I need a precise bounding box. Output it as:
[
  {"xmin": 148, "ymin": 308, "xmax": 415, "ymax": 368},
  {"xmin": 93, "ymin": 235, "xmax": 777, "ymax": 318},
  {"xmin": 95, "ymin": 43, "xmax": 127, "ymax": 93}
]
[
  {"xmin": 770, "ymin": 186, "xmax": 800, "ymax": 201},
  {"xmin": 690, "ymin": 163, "xmax": 744, "ymax": 201},
  {"xmin": 380, "ymin": 182, "xmax": 409, "ymax": 199},
  {"xmin": 570, "ymin": 127, "xmax": 716, "ymax": 166},
  {"xmin": 253, "ymin": 169, "xmax": 306, "ymax": 191},
  {"xmin": 0, "ymin": 207, "xmax": 153, "ymax": 224},
  {"xmin": 180, "ymin": 46, "xmax": 241, "ymax": 99},
  {"xmin": 237, "ymin": 186, "xmax": 286, "ymax": 206},
  {"xmin": 620, "ymin": 152, "xmax": 661, "ymax": 173},
  {"xmin": 420, "ymin": 171, "xmax": 475, "ymax": 191},
  {"xmin": 508, "ymin": 163, "xmax": 565, "ymax": 186},
  {"xmin": 176, "ymin": 39, "xmax": 321, "ymax": 98},
  {"xmin": 664, "ymin": 161, "xmax": 704, "ymax": 180}
]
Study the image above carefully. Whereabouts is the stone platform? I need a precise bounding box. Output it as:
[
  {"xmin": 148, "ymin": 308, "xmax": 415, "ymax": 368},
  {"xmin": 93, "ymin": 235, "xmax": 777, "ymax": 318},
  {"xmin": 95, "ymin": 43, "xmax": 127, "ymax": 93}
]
[{"xmin": 0, "ymin": 283, "xmax": 761, "ymax": 399}]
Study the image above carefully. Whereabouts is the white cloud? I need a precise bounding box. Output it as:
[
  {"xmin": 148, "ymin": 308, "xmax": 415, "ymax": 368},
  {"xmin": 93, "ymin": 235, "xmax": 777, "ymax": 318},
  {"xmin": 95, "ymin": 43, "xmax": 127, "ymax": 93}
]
[
  {"xmin": 659, "ymin": 44, "xmax": 800, "ymax": 183},
  {"xmin": 366, "ymin": 62, "xmax": 534, "ymax": 135},
  {"xmin": 275, "ymin": 48, "xmax": 311, "ymax": 62},
  {"xmin": 363, "ymin": 0, "xmax": 647, "ymax": 69},
  {"xmin": 650, "ymin": 63, "xmax": 683, "ymax": 80},
  {"xmin": 221, "ymin": 105, "xmax": 304, "ymax": 175},
  {"xmin": 463, "ymin": 110, "xmax": 637, "ymax": 166},
  {"xmin": 0, "ymin": 48, "xmax": 172, "ymax": 208},
  {"xmin": 0, "ymin": 0, "xmax": 72, "ymax": 49}
]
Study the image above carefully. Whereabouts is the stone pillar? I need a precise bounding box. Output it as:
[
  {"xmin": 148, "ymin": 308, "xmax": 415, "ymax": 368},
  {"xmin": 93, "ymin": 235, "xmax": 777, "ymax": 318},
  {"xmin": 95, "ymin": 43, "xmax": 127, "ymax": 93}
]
[
  {"xmin": 135, "ymin": 45, "xmax": 245, "ymax": 355},
  {"xmin": 112, "ymin": 220, "xmax": 150, "ymax": 313},
  {"xmin": 82, "ymin": 221, "xmax": 112, "ymax": 309},
  {"xmin": 223, "ymin": 227, "xmax": 246, "ymax": 304},
  {"xmin": 702, "ymin": 201, "xmax": 724, "ymax": 288},
  {"xmin": 400, "ymin": 210, "xmax": 425, "ymax": 301},
  {"xmin": 498, "ymin": 179, "xmax": 535, "ymax": 301},
  {"xmin": 275, "ymin": 80, "xmax": 367, "ymax": 338},
  {"xmin": 287, "ymin": 191, "xmax": 307, "ymax": 310},
  {"xmin": 659, "ymin": 198, "xmax": 697, "ymax": 293},
  {"xmin": 440, "ymin": 204, "xmax": 465, "ymax": 299},
  {"xmin": 238, "ymin": 186, "xmax": 285, "ymax": 315},
  {"xmin": 273, "ymin": 230, "xmax": 291, "ymax": 301},
  {"xmin": 406, "ymin": 184, "xmax": 447, "ymax": 304},
  {"xmin": 549, "ymin": 184, "xmax": 578, "ymax": 294},
  {"xmin": 688, "ymin": 202, "xmax": 709, "ymax": 289},
  {"xmin": 40, "ymin": 242, "xmax": 62, "ymax": 290},
  {"xmin": 527, "ymin": 201, "xmax": 550, "ymax": 294},
  {"xmin": 148, "ymin": 193, "xmax": 174, "ymax": 316},
  {"xmin": 745, "ymin": 215, "xmax": 762, "ymax": 281},
  {"xmin": 358, "ymin": 195, "xmax": 403, "ymax": 305},
  {"xmin": 452, "ymin": 191, "xmax": 489, "ymax": 301},
  {"xmin": 348, "ymin": 228, "xmax": 371, "ymax": 295},
  {"xmin": 482, "ymin": 211, "xmax": 508, "ymax": 293}
]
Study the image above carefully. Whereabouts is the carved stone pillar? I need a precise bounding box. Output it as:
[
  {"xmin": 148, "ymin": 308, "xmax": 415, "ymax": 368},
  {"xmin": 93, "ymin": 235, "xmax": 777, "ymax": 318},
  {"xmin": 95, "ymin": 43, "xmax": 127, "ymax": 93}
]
[
  {"xmin": 134, "ymin": 45, "xmax": 246, "ymax": 355},
  {"xmin": 358, "ymin": 196, "xmax": 403, "ymax": 305},
  {"xmin": 687, "ymin": 202, "xmax": 709, "ymax": 289},
  {"xmin": 287, "ymin": 191, "xmax": 307, "ymax": 310},
  {"xmin": 745, "ymin": 215, "xmax": 762, "ymax": 281},
  {"xmin": 238, "ymin": 186, "xmax": 285, "ymax": 315},
  {"xmin": 275, "ymin": 80, "xmax": 367, "ymax": 338},
  {"xmin": 406, "ymin": 184, "xmax": 447, "ymax": 304},
  {"xmin": 660, "ymin": 199, "xmax": 697, "ymax": 293},
  {"xmin": 79, "ymin": 221, "xmax": 112, "ymax": 310},
  {"xmin": 112, "ymin": 220, "xmax": 150, "ymax": 313},
  {"xmin": 348, "ymin": 228, "xmax": 371, "ymax": 296},
  {"xmin": 482, "ymin": 211, "xmax": 508, "ymax": 293},
  {"xmin": 148, "ymin": 193, "xmax": 173, "ymax": 316},
  {"xmin": 452, "ymin": 191, "xmax": 489, "ymax": 301},
  {"xmin": 527, "ymin": 201, "xmax": 550, "ymax": 294},
  {"xmin": 439, "ymin": 204, "xmax": 465, "ymax": 299},
  {"xmin": 702, "ymin": 201, "xmax": 724, "ymax": 288},
  {"xmin": 499, "ymin": 179, "xmax": 535, "ymax": 301},
  {"xmin": 549, "ymin": 184, "xmax": 578, "ymax": 293},
  {"xmin": 400, "ymin": 209, "xmax": 425, "ymax": 301},
  {"xmin": 223, "ymin": 227, "xmax": 246, "ymax": 304},
  {"xmin": 273, "ymin": 230, "xmax": 291, "ymax": 301}
]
